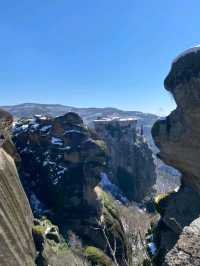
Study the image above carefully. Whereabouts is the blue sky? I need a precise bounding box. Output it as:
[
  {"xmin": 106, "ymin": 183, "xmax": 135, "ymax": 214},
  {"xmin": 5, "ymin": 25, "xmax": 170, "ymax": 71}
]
[{"xmin": 0, "ymin": 1, "xmax": 200, "ymax": 115}]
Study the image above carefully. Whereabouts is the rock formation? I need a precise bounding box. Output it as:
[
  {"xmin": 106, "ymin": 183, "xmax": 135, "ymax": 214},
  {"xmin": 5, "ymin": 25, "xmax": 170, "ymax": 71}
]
[
  {"xmin": 94, "ymin": 117, "xmax": 156, "ymax": 202},
  {"xmin": 152, "ymin": 46, "xmax": 200, "ymax": 265},
  {"xmin": 13, "ymin": 112, "xmax": 131, "ymax": 265},
  {"xmin": 0, "ymin": 109, "xmax": 36, "ymax": 266},
  {"xmin": 14, "ymin": 113, "xmax": 106, "ymax": 217}
]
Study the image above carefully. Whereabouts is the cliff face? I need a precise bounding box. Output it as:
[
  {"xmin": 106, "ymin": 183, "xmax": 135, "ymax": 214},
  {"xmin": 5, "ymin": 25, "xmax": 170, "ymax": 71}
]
[
  {"xmin": 13, "ymin": 112, "xmax": 131, "ymax": 265},
  {"xmin": 0, "ymin": 109, "xmax": 35, "ymax": 266},
  {"xmin": 94, "ymin": 117, "xmax": 156, "ymax": 202},
  {"xmin": 13, "ymin": 113, "xmax": 107, "ymax": 218},
  {"xmin": 152, "ymin": 47, "xmax": 200, "ymax": 265}
]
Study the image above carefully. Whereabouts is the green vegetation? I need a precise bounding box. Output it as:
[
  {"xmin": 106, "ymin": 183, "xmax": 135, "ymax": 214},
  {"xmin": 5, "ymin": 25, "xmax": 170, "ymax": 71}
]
[
  {"xmin": 84, "ymin": 246, "xmax": 113, "ymax": 266},
  {"xmin": 95, "ymin": 140, "xmax": 108, "ymax": 154},
  {"xmin": 99, "ymin": 190, "xmax": 119, "ymax": 225},
  {"xmin": 32, "ymin": 217, "xmax": 54, "ymax": 236},
  {"xmin": 154, "ymin": 192, "xmax": 172, "ymax": 215},
  {"xmin": 32, "ymin": 225, "xmax": 46, "ymax": 236},
  {"xmin": 154, "ymin": 193, "xmax": 170, "ymax": 205},
  {"xmin": 47, "ymin": 240, "xmax": 69, "ymax": 255}
]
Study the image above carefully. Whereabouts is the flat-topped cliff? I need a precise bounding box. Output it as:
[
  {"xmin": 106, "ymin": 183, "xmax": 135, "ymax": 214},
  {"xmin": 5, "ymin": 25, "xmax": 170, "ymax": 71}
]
[{"xmin": 94, "ymin": 117, "xmax": 156, "ymax": 202}]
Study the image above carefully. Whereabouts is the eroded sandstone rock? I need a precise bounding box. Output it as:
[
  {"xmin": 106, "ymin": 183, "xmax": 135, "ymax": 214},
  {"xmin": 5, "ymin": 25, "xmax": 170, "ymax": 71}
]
[
  {"xmin": 0, "ymin": 109, "xmax": 36, "ymax": 266},
  {"xmin": 152, "ymin": 47, "xmax": 200, "ymax": 265}
]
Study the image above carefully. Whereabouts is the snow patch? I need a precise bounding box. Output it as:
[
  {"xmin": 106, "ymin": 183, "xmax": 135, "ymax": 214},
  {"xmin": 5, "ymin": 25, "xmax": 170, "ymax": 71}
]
[
  {"xmin": 147, "ymin": 242, "xmax": 157, "ymax": 256},
  {"xmin": 43, "ymin": 160, "xmax": 56, "ymax": 167},
  {"xmin": 100, "ymin": 172, "xmax": 128, "ymax": 204},
  {"xmin": 59, "ymin": 146, "xmax": 71, "ymax": 151},
  {"xmin": 94, "ymin": 117, "xmax": 136, "ymax": 122},
  {"xmin": 40, "ymin": 125, "xmax": 52, "ymax": 132},
  {"xmin": 52, "ymin": 176, "xmax": 62, "ymax": 185},
  {"xmin": 30, "ymin": 124, "xmax": 40, "ymax": 131},
  {"xmin": 34, "ymin": 115, "xmax": 48, "ymax": 120},
  {"xmin": 57, "ymin": 167, "xmax": 68, "ymax": 175},
  {"xmin": 64, "ymin": 129, "xmax": 81, "ymax": 134},
  {"xmin": 172, "ymin": 44, "xmax": 200, "ymax": 65},
  {"xmin": 21, "ymin": 147, "xmax": 28, "ymax": 153},
  {"xmin": 51, "ymin": 137, "xmax": 63, "ymax": 146}
]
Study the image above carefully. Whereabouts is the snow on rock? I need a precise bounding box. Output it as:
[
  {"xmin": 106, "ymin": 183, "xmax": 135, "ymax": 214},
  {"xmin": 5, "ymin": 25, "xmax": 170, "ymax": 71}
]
[
  {"xmin": 22, "ymin": 124, "xmax": 28, "ymax": 130},
  {"xmin": 52, "ymin": 176, "xmax": 61, "ymax": 185},
  {"xmin": 100, "ymin": 172, "xmax": 128, "ymax": 204},
  {"xmin": 43, "ymin": 159, "xmax": 56, "ymax": 167},
  {"xmin": 34, "ymin": 115, "xmax": 48, "ymax": 120},
  {"xmin": 147, "ymin": 242, "xmax": 157, "ymax": 256},
  {"xmin": 172, "ymin": 44, "xmax": 200, "ymax": 65},
  {"xmin": 40, "ymin": 125, "xmax": 52, "ymax": 132},
  {"xmin": 30, "ymin": 123, "xmax": 40, "ymax": 130},
  {"xmin": 57, "ymin": 167, "xmax": 68, "ymax": 175},
  {"xmin": 51, "ymin": 137, "xmax": 63, "ymax": 146},
  {"xmin": 12, "ymin": 122, "xmax": 18, "ymax": 128},
  {"xmin": 21, "ymin": 147, "xmax": 28, "ymax": 153},
  {"xmin": 94, "ymin": 117, "xmax": 137, "ymax": 123},
  {"xmin": 13, "ymin": 123, "xmax": 29, "ymax": 133},
  {"xmin": 64, "ymin": 129, "xmax": 81, "ymax": 134},
  {"xmin": 59, "ymin": 146, "xmax": 71, "ymax": 151}
]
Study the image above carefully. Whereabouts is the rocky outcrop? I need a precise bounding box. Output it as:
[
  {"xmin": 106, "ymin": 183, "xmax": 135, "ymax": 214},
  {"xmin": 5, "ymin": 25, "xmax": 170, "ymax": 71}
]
[
  {"xmin": 94, "ymin": 117, "xmax": 156, "ymax": 202},
  {"xmin": 13, "ymin": 112, "xmax": 131, "ymax": 265},
  {"xmin": 152, "ymin": 46, "xmax": 200, "ymax": 265},
  {"xmin": 163, "ymin": 216, "xmax": 200, "ymax": 266},
  {"xmin": 0, "ymin": 109, "xmax": 36, "ymax": 266},
  {"xmin": 13, "ymin": 113, "xmax": 106, "ymax": 219}
]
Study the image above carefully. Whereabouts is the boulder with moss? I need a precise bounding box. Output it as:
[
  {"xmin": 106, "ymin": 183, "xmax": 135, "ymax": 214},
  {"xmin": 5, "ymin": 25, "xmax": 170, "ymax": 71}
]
[
  {"xmin": 84, "ymin": 246, "xmax": 114, "ymax": 266},
  {"xmin": 33, "ymin": 217, "xmax": 90, "ymax": 266},
  {"xmin": 33, "ymin": 217, "xmax": 66, "ymax": 265}
]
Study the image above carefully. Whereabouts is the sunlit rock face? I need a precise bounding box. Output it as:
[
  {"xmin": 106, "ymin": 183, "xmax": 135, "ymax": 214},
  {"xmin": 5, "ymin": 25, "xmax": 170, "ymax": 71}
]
[
  {"xmin": 153, "ymin": 47, "xmax": 200, "ymax": 190},
  {"xmin": 94, "ymin": 117, "xmax": 156, "ymax": 202},
  {"xmin": 0, "ymin": 109, "xmax": 35, "ymax": 266},
  {"xmin": 152, "ymin": 46, "xmax": 200, "ymax": 265}
]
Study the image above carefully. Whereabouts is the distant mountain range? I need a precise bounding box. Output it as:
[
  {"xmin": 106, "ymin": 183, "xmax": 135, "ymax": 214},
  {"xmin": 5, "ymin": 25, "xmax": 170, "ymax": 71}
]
[
  {"xmin": 1, "ymin": 103, "xmax": 159, "ymax": 145},
  {"xmin": 1, "ymin": 102, "xmax": 159, "ymax": 124}
]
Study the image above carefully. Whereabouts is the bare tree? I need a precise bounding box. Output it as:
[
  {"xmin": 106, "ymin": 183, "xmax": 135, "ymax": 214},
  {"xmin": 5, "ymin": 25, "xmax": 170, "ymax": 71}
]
[{"xmin": 96, "ymin": 217, "xmax": 119, "ymax": 266}]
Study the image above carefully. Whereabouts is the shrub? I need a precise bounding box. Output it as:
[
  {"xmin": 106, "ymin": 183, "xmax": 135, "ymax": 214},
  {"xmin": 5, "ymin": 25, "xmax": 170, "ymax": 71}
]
[
  {"xmin": 32, "ymin": 225, "xmax": 46, "ymax": 236},
  {"xmin": 84, "ymin": 246, "xmax": 113, "ymax": 266}
]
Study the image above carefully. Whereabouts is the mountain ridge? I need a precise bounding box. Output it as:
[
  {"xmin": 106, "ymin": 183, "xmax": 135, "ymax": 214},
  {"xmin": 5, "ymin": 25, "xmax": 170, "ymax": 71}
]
[{"xmin": 1, "ymin": 102, "xmax": 159, "ymax": 120}]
